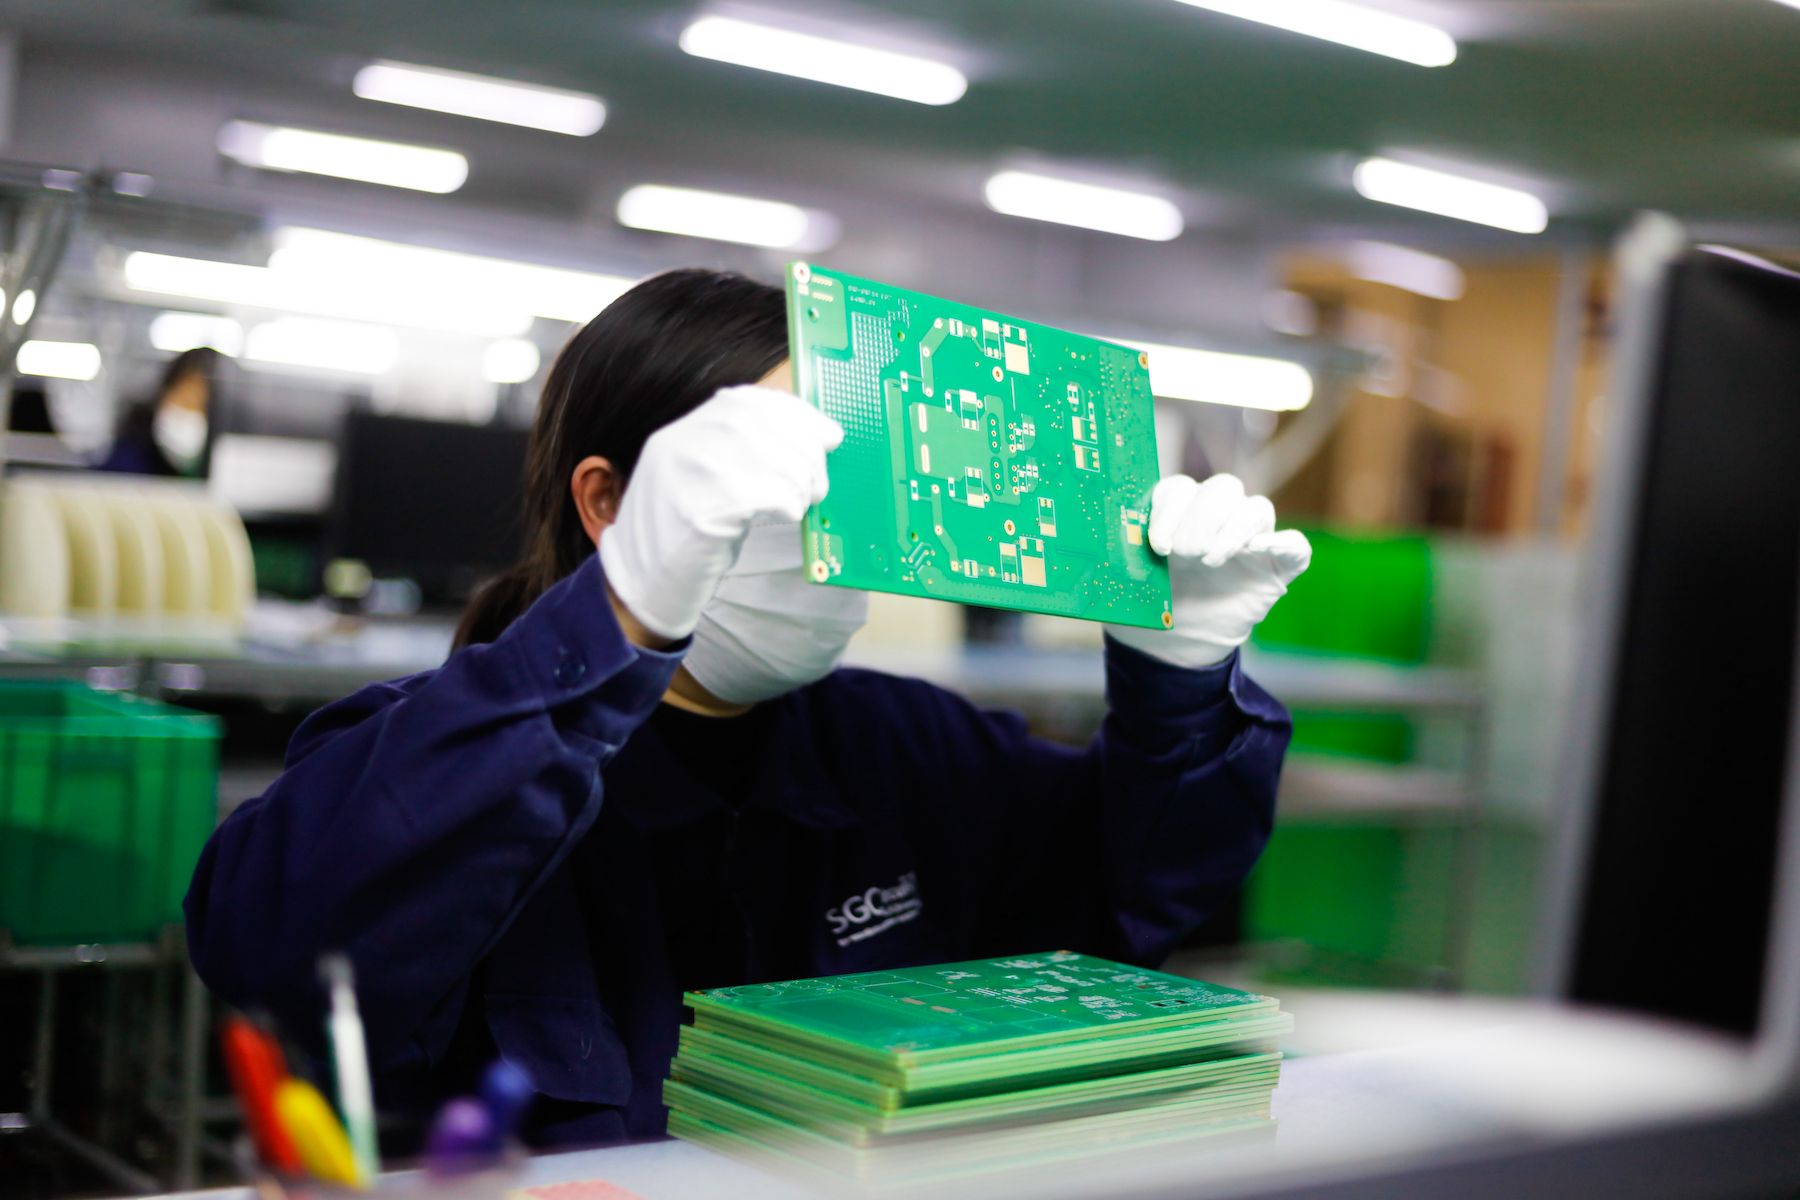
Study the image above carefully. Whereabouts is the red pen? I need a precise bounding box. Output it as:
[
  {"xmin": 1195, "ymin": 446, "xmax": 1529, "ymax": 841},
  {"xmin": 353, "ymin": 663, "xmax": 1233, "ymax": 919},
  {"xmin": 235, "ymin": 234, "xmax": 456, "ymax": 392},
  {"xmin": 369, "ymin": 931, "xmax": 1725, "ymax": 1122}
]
[{"xmin": 221, "ymin": 1016, "xmax": 305, "ymax": 1175}]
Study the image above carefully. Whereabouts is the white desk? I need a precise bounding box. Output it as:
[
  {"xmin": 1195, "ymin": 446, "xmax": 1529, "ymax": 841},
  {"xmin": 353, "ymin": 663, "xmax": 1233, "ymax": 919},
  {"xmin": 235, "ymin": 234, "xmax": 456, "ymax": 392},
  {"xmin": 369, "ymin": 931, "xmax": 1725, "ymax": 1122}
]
[{"xmin": 147, "ymin": 996, "xmax": 1781, "ymax": 1200}]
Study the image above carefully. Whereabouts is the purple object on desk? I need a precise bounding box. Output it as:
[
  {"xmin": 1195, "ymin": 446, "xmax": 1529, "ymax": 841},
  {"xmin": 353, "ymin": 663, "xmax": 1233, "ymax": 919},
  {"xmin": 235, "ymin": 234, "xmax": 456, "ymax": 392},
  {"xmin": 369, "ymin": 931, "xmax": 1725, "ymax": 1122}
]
[
  {"xmin": 482, "ymin": 1059, "xmax": 534, "ymax": 1139},
  {"xmin": 425, "ymin": 1097, "xmax": 495, "ymax": 1175}
]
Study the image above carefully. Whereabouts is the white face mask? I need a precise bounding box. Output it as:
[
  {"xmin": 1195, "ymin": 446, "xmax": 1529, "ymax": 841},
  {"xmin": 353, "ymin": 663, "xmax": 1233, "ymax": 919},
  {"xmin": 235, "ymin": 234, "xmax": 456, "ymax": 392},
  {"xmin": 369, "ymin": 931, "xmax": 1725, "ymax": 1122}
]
[
  {"xmin": 683, "ymin": 522, "xmax": 869, "ymax": 704},
  {"xmin": 154, "ymin": 405, "xmax": 208, "ymax": 472}
]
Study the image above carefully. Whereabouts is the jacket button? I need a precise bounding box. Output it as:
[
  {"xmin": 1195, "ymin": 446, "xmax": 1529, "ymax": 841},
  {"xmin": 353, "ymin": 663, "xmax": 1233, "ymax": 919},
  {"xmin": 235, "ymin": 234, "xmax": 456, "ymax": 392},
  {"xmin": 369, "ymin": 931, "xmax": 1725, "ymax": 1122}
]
[{"xmin": 553, "ymin": 651, "xmax": 587, "ymax": 688}]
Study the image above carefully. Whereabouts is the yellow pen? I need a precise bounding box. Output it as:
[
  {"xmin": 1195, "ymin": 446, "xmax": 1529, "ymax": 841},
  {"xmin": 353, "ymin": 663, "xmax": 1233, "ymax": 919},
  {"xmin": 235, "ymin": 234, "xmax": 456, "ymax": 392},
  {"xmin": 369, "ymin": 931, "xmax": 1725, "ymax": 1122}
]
[{"xmin": 274, "ymin": 1077, "xmax": 364, "ymax": 1188}]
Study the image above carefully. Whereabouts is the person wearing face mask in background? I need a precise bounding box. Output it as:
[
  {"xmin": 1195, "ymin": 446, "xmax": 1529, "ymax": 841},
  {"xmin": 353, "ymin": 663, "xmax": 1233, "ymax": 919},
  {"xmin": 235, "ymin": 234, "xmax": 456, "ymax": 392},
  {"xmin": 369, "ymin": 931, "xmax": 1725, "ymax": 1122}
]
[
  {"xmin": 185, "ymin": 269, "xmax": 1310, "ymax": 1150},
  {"xmin": 100, "ymin": 346, "xmax": 218, "ymax": 477}
]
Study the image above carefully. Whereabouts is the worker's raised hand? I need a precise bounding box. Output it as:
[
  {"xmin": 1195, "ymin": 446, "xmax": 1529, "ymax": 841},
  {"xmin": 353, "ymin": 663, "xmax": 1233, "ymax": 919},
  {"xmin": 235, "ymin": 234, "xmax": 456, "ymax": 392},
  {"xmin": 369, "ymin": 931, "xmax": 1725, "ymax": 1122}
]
[
  {"xmin": 1106, "ymin": 473, "xmax": 1312, "ymax": 669},
  {"xmin": 599, "ymin": 385, "xmax": 843, "ymax": 641}
]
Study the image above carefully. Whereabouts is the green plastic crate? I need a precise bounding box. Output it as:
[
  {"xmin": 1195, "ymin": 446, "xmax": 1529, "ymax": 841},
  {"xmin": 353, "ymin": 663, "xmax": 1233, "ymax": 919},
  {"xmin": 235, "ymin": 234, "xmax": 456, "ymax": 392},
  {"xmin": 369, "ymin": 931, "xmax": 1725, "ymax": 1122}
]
[
  {"xmin": 1246, "ymin": 817, "xmax": 1460, "ymax": 968},
  {"xmin": 0, "ymin": 681, "xmax": 220, "ymax": 945},
  {"xmin": 1247, "ymin": 530, "xmax": 1447, "ymax": 980},
  {"xmin": 1253, "ymin": 529, "xmax": 1433, "ymax": 665}
]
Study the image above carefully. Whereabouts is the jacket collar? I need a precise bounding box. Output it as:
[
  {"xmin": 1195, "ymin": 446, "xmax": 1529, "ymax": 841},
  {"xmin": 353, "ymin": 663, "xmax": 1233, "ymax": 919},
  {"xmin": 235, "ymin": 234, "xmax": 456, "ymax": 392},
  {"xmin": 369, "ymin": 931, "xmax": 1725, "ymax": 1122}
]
[{"xmin": 601, "ymin": 682, "xmax": 862, "ymax": 833}]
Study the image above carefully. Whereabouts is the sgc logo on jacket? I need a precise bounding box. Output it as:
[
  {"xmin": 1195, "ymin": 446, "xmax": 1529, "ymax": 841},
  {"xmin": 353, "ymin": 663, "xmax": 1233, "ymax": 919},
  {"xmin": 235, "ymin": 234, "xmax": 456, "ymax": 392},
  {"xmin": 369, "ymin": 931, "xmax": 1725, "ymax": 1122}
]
[{"xmin": 825, "ymin": 872, "xmax": 922, "ymax": 946}]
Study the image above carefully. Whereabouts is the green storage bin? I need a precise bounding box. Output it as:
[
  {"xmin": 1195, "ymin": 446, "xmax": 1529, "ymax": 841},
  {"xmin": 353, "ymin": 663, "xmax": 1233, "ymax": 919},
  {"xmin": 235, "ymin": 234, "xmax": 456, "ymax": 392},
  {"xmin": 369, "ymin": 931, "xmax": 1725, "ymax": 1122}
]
[
  {"xmin": 0, "ymin": 681, "xmax": 220, "ymax": 945},
  {"xmin": 1247, "ymin": 530, "xmax": 1451, "ymax": 983},
  {"xmin": 1247, "ymin": 817, "xmax": 1460, "ymax": 973},
  {"xmin": 1254, "ymin": 528, "xmax": 1433, "ymax": 762},
  {"xmin": 1253, "ymin": 528, "xmax": 1433, "ymax": 664}
]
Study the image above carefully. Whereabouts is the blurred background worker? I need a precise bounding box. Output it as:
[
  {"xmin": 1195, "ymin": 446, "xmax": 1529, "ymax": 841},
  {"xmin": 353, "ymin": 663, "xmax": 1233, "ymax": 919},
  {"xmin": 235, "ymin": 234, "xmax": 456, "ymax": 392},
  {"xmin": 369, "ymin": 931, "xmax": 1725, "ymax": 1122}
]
[
  {"xmin": 99, "ymin": 346, "xmax": 218, "ymax": 477},
  {"xmin": 184, "ymin": 269, "xmax": 1312, "ymax": 1147}
]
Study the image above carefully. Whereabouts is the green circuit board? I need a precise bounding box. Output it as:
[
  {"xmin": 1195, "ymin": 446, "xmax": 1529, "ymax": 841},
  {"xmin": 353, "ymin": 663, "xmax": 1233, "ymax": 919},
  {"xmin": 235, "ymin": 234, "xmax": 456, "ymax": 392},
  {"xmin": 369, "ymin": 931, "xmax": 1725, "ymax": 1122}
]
[
  {"xmin": 787, "ymin": 264, "xmax": 1173, "ymax": 630},
  {"xmin": 684, "ymin": 952, "xmax": 1276, "ymax": 1074}
]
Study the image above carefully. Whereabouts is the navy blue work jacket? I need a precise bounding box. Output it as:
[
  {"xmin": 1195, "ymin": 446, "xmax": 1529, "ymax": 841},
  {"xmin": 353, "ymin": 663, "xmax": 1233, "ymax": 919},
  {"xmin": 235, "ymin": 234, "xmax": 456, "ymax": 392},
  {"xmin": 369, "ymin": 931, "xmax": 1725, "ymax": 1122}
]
[{"xmin": 185, "ymin": 554, "xmax": 1291, "ymax": 1147}]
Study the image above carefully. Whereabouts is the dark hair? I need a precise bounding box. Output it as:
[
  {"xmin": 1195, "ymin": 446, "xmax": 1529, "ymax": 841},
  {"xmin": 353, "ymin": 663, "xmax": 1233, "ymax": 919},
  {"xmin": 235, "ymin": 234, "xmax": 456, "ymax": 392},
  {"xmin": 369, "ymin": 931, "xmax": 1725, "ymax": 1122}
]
[
  {"xmin": 159, "ymin": 346, "xmax": 220, "ymax": 396},
  {"xmin": 454, "ymin": 268, "xmax": 788, "ymax": 648}
]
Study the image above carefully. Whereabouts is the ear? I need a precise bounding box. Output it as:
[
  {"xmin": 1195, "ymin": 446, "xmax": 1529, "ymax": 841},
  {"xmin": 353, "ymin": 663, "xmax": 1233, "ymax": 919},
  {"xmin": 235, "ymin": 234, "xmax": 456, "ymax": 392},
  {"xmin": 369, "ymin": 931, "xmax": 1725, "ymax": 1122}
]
[{"xmin": 571, "ymin": 455, "xmax": 622, "ymax": 548}]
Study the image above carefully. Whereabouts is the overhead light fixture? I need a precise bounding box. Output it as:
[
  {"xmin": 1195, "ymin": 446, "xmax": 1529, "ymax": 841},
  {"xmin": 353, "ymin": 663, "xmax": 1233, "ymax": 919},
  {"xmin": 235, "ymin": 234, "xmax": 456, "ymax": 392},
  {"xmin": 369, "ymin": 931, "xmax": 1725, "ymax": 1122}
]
[
  {"xmin": 16, "ymin": 340, "xmax": 102, "ymax": 381},
  {"xmin": 352, "ymin": 61, "xmax": 605, "ymax": 136},
  {"xmin": 1171, "ymin": 0, "xmax": 1456, "ymax": 67},
  {"xmin": 679, "ymin": 16, "xmax": 967, "ymax": 105},
  {"xmin": 243, "ymin": 317, "xmax": 399, "ymax": 375},
  {"xmin": 123, "ymin": 230, "xmax": 637, "ymax": 335},
  {"xmin": 1127, "ymin": 340, "xmax": 1313, "ymax": 411},
  {"xmin": 1353, "ymin": 157, "xmax": 1547, "ymax": 233},
  {"xmin": 217, "ymin": 121, "xmax": 469, "ymax": 193},
  {"xmin": 125, "ymin": 251, "xmax": 518, "ymax": 337},
  {"xmin": 482, "ymin": 338, "xmax": 542, "ymax": 384},
  {"xmin": 617, "ymin": 184, "xmax": 832, "ymax": 249},
  {"xmin": 1346, "ymin": 240, "xmax": 1465, "ymax": 300},
  {"xmin": 11, "ymin": 289, "xmax": 35, "ymax": 324},
  {"xmin": 268, "ymin": 228, "xmax": 638, "ymax": 324},
  {"xmin": 983, "ymin": 171, "xmax": 1184, "ymax": 241},
  {"xmin": 150, "ymin": 311, "xmax": 246, "ymax": 356}
]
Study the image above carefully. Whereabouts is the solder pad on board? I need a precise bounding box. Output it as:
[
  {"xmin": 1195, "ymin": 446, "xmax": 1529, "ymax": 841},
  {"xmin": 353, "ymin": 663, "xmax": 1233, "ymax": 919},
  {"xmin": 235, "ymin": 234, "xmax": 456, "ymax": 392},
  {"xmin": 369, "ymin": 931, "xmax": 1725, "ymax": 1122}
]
[{"xmin": 788, "ymin": 263, "xmax": 1173, "ymax": 630}]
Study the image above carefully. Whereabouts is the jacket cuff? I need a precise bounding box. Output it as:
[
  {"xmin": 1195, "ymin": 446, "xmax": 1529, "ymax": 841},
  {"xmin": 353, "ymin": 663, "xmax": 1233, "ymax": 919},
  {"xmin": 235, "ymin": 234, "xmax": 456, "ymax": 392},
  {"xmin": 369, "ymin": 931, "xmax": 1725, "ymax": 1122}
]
[
  {"xmin": 493, "ymin": 554, "xmax": 686, "ymax": 728},
  {"xmin": 1102, "ymin": 634, "xmax": 1243, "ymax": 746}
]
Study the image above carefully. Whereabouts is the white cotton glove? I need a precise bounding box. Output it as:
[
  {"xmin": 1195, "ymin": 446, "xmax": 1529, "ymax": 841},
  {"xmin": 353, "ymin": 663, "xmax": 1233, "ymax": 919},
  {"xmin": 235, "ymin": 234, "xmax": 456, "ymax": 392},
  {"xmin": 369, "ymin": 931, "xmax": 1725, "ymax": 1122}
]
[
  {"xmin": 1106, "ymin": 473, "xmax": 1312, "ymax": 669},
  {"xmin": 598, "ymin": 385, "xmax": 844, "ymax": 640}
]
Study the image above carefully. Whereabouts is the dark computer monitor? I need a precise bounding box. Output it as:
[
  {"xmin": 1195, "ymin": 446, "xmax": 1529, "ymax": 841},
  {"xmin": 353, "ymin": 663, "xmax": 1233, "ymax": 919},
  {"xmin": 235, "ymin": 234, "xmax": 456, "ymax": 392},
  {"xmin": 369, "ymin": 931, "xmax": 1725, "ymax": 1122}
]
[
  {"xmin": 328, "ymin": 412, "xmax": 529, "ymax": 603},
  {"xmin": 1542, "ymin": 214, "xmax": 1800, "ymax": 1088}
]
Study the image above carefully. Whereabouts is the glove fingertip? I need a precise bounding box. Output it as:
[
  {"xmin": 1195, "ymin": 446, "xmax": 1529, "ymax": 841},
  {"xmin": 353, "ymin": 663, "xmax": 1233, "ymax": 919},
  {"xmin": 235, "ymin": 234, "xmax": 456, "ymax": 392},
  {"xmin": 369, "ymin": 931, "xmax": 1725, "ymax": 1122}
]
[
  {"xmin": 1152, "ymin": 473, "xmax": 1199, "ymax": 501},
  {"xmin": 811, "ymin": 410, "xmax": 846, "ymax": 451},
  {"xmin": 1198, "ymin": 473, "xmax": 1247, "ymax": 502}
]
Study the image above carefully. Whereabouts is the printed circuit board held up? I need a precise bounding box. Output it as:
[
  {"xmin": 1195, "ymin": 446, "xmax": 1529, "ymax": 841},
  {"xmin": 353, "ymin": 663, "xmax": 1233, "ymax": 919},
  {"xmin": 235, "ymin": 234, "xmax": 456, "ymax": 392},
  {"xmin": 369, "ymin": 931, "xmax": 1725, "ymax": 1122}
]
[{"xmin": 788, "ymin": 263, "xmax": 1172, "ymax": 630}]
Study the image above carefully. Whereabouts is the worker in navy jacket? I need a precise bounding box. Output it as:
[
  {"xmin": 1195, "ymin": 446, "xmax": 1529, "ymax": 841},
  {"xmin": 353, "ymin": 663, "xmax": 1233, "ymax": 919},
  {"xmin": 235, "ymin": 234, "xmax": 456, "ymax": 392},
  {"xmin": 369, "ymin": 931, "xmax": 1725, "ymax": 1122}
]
[{"xmin": 185, "ymin": 269, "xmax": 1312, "ymax": 1148}]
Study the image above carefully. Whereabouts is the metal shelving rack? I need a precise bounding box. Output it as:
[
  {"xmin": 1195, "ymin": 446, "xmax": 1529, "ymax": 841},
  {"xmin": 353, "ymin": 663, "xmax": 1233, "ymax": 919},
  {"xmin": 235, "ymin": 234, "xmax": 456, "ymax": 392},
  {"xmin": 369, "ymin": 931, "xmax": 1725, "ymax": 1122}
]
[
  {"xmin": 1, "ymin": 930, "xmax": 208, "ymax": 1193},
  {"xmin": 0, "ymin": 165, "xmax": 231, "ymax": 1194}
]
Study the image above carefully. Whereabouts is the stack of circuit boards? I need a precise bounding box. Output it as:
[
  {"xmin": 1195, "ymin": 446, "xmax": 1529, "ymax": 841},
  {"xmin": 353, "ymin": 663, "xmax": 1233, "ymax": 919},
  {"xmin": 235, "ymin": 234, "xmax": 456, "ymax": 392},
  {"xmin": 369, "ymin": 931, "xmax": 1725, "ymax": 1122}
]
[{"xmin": 665, "ymin": 952, "xmax": 1291, "ymax": 1193}]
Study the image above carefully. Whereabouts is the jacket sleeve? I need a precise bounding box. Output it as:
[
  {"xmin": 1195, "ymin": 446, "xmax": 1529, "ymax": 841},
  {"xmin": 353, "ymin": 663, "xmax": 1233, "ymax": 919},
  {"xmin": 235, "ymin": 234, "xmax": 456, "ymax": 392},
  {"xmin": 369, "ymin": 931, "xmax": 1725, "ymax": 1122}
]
[
  {"xmin": 923, "ymin": 636, "xmax": 1290, "ymax": 967},
  {"xmin": 184, "ymin": 555, "xmax": 681, "ymax": 1072},
  {"xmin": 1091, "ymin": 636, "xmax": 1290, "ymax": 961}
]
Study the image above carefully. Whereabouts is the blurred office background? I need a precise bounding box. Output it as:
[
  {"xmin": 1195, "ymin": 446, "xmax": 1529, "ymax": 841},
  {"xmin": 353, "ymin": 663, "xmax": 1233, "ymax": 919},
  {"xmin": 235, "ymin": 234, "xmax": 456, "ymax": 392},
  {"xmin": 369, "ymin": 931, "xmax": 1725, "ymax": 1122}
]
[{"xmin": 2, "ymin": 0, "xmax": 1799, "ymax": 1194}]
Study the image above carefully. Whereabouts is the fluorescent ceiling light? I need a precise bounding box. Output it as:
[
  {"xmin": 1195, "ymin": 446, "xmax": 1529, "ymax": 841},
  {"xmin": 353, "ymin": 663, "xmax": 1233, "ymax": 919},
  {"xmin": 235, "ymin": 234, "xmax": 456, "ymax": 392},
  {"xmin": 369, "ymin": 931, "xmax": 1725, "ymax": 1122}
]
[
  {"xmin": 617, "ymin": 185, "xmax": 827, "ymax": 249},
  {"xmin": 1127, "ymin": 340, "xmax": 1313, "ymax": 411},
  {"xmin": 1172, "ymin": 0, "xmax": 1455, "ymax": 67},
  {"xmin": 1354, "ymin": 157, "xmax": 1547, "ymax": 233},
  {"xmin": 122, "ymin": 230, "xmax": 636, "ymax": 336},
  {"xmin": 17, "ymin": 340, "xmax": 102, "ymax": 381},
  {"xmin": 150, "ymin": 311, "xmax": 245, "ymax": 356},
  {"xmin": 217, "ymin": 121, "xmax": 468, "ymax": 193},
  {"xmin": 353, "ymin": 61, "xmax": 605, "ymax": 136},
  {"xmin": 125, "ymin": 251, "xmax": 520, "ymax": 337},
  {"xmin": 269, "ymin": 229, "xmax": 638, "ymax": 324},
  {"xmin": 1346, "ymin": 240, "xmax": 1465, "ymax": 300},
  {"xmin": 679, "ymin": 16, "xmax": 967, "ymax": 105},
  {"xmin": 243, "ymin": 317, "xmax": 398, "ymax": 375},
  {"xmin": 11, "ymin": 288, "xmax": 35, "ymax": 324},
  {"xmin": 983, "ymin": 171, "xmax": 1184, "ymax": 241},
  {"xmin": 483, "ymin": 338, "xmax": 542, "ymax": 384}
]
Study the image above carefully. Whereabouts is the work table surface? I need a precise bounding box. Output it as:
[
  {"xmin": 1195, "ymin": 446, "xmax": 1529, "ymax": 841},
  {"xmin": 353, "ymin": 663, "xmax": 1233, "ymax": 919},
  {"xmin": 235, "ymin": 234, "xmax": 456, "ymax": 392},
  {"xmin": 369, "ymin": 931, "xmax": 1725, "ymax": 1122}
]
[{"xmin": 144, "ymin": 997, "xmax": 1786, "ymax": 1200}]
